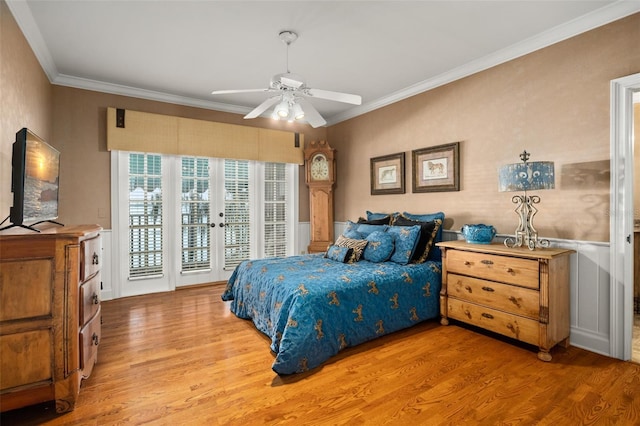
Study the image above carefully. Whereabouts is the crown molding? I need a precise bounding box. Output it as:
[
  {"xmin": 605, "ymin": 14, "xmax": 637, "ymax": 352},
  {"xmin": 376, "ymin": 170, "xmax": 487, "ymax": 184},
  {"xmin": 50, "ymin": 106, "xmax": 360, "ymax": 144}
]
[
  {"xmin": 8, "ymin": 0, "xmax": 640, "ymax": 127},
  {"xmin": 52, "ymin": 74, "xmax": 252, "ymax": 115},
  {"xmin": 326, "ymin": 0, "xmax": 640, "ymax": 126}
]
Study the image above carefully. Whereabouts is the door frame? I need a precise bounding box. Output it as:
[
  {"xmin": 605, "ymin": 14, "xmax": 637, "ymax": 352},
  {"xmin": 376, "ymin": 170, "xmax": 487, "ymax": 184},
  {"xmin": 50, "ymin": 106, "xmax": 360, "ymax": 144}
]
[{"xmin": 610, "ymin": 72, "xmax": 640, "ymax": 360}]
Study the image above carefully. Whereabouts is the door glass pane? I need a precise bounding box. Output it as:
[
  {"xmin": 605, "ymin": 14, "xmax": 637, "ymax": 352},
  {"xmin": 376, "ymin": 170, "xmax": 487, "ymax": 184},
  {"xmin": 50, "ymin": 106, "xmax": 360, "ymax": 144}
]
[
  {"xmin": 224, "ymin": 160, "xmax": 250, "ymax": 269},
  {"xmin": 181, "ymin": 157, "xmax": 211, "ymax": 272},
  {"xmin": 128, "ymin": 153, "xmax": 163, "ymax": 278},
  {"xmin": 264, "ymin": 163, "xmax": 287, "ymax": 258}
]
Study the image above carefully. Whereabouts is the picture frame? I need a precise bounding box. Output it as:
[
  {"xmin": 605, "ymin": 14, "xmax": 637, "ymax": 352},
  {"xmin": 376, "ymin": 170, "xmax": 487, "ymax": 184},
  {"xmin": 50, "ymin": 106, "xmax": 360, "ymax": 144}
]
[
  {"xmin": 412, "ymin": 142, "xmax": 460, "ymax": 192},
  {"xmin": 370, "ymin": 152, "xmax": 405, "ymax": 195}
]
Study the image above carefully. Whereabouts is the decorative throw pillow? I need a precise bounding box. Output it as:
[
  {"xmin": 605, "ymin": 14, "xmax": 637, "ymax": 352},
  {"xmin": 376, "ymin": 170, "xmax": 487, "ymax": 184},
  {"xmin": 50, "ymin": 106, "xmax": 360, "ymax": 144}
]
[
  {"xmin": 393, "ymin": 216, "xmax": 442, "ymax": 263},
  {"xmin": 343, "ymin": 220, "xmax": 360, "ymax": 235},
  {"xmin": 335, "ymin": 235, "xmax": 369, "ymax": 262},
  {"xmin": 324, "ymin": 245, "xmax": 354, "ymax": 263},
  {"xmin": 357, "ymin": 216, "xmax": 391, "ymax": 225},
  {"xmin": 343, "ymin": 230, "xmax": 364, "ymax": 240},
  {"xmin": 363, "ymin": 231, "xmax": 395, "ymax": 263},
  {"xmin": 366, "ymin": 211, "xmax": 398, "ymax": 223},
  {"xmin": 386, "ymin": 225, "xmax": 421, "ymax": 265},
  {"xmin": 356, "ymin": 223, "xmax": 389, "ymax": 237},
  {"xmin": 400, "ymin": 212, "xmax": 445, "ymax": 261}
]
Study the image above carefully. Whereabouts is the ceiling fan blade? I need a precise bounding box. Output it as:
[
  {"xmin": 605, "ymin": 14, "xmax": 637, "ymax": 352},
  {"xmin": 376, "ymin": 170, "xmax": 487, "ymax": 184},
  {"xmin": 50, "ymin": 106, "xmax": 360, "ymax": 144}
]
[
  {"xmin": 244, "ymin": 96, "xmax": 281, "ymax": 119},
  {"xmin": 211, "ymin": 88, "xmax": 270, "ymax": 95},
  {"xmin": 307, "ymin": 88, "xmax": 362, "ymax": 105},
  {"xmin": 297, "ymin": 98, "xmax": 327, "ymax": 128}
]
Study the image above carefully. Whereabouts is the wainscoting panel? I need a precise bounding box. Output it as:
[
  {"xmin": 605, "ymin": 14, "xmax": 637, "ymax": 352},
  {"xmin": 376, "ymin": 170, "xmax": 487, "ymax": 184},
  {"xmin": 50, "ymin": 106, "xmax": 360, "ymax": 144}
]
[{"xmin": 298, "ymin": 222, "xmax": 311, "ymax": 255}]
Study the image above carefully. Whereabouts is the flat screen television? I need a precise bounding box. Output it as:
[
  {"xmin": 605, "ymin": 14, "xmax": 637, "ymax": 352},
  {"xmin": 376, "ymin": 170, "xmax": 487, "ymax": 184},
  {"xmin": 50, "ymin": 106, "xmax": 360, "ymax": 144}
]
[{"xmin": 0, "ymin": 128, "xmax": 63, "ymax": 232}]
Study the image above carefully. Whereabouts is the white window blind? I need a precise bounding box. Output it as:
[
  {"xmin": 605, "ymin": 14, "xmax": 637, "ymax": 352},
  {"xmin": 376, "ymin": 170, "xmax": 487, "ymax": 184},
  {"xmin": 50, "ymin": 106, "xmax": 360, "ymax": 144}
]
[
  {"xmin": 224, "ymin": 160, "xmax": 250, "ymax": 269},
  {"xmin": 181, "ymin": 157, "xmax": 211, "ymax": 272},
  {"xmin": 128, "ymin": 153, "xmax": 163, "ymax": 278},
  {"xmin": 264, "ymin": 163, "xmax": 287, "ymax": 258}
]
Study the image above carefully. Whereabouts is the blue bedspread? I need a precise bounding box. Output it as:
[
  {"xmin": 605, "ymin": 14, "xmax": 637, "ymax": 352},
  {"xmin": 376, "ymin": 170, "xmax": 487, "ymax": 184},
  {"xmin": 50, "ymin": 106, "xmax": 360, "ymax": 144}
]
[{"xmin": 221, "ymin": 254, "xmax": 441, "ymax": 374}]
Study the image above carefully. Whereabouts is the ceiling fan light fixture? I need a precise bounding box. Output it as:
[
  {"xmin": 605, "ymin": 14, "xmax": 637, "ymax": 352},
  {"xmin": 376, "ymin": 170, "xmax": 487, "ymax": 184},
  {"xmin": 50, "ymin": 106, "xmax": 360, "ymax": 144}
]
[
  {"xmin": 212, "ymin": 30, "xmax": 360, "ymax": 128},
  {"xmin": 274, "ymin": 99, "xmax": 290, "ymax": 118},
  {"xmin": 292, "ymin": 102, "xmax": 305, "ymax": 120}
]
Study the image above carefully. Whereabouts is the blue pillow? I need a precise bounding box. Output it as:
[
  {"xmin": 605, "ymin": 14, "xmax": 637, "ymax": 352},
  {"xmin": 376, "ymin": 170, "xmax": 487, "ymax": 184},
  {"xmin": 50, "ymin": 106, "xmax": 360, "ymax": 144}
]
[
  {"xmin": 393, "ymin": 217, "xmax": 442, "ymax": 263},
  {"xmin": 400, "ymin": 212, "xmax": 445, "ymax": 261},
  {"xmin": 324, "ymin": 244, "xmax": 354, "ymax": 263},
  {"xmin": 367, "ymin": 210, "xmax": 398, "ymax": 223},
  {"xmin": 366, "ymin": 211, "xmax": 393, "ymax": 221},
  {"xmin": 386, "ymin": 225, "xmax": 421, "ymax": 265},
  {"xmin": 363, "ymin": 231, "xmax": 395, "ymax": 263},
  {"xmin": 343, "ymin": 220, "xmax": 359, "ymax": 234},
  {"xmin": 343, "ymin": 230, "xmax": 364, "ymax": 240},
  {"xmin": 356, "ymin": 223, "xmax": 389, "ymax": 237}
]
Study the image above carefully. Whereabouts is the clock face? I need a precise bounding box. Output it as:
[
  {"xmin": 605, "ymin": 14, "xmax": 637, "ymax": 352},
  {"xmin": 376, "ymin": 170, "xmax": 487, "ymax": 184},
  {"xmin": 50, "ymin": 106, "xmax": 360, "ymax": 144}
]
[{"xmin": 310, "ymin": 153, "xmax": 330, "ymax": 181}]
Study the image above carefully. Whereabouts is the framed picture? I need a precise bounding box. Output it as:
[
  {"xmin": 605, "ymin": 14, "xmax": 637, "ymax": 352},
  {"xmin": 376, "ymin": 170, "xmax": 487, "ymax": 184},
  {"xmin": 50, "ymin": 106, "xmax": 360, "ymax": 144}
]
[
  {"xmin": 412, "ymin": 142, "xmax": 460, "ymax": 192},
  {"xmin": 370, "ymin": 152, "xmax": 405, "ymax": 195}
]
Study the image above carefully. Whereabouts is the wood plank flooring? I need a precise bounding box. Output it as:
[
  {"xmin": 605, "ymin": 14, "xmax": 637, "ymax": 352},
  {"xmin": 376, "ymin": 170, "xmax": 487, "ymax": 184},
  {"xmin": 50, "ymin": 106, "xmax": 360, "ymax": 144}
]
[{"xmin": 3, "ymin": 284, "xmax": 640, "ymax": 425}]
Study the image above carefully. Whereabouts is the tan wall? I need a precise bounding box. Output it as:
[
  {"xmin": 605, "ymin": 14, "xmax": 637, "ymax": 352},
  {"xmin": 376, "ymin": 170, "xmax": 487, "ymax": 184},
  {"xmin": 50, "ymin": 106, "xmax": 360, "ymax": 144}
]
[
  {"xmin": 0, "ymin": 1, "xmax": 53, "ymax": 217},
  {"xmin": 51, "ymin": 87, "xmax": 326, "ymax": 227},
  {"xmin": 328, "ymin": 13, "xmax": 640, "ymax": 242},
  {"xmin": 2, "ymin": 2, "xmax": 638, "ymax": 241}
]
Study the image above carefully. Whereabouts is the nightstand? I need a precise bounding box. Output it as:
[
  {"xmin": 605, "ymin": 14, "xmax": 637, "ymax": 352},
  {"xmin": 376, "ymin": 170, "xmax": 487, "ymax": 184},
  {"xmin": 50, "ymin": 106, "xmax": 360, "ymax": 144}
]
[{"xmin": 437, "ymin": 240, "xmax": 574, "ymax": 361}]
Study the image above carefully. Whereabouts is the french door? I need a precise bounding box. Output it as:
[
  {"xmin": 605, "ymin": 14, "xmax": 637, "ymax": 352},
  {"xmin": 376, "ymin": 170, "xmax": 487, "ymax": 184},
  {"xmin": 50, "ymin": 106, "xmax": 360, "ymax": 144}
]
[{"xmin": 112, "ymin": 151, "xmax": 297, "ymax": 298}]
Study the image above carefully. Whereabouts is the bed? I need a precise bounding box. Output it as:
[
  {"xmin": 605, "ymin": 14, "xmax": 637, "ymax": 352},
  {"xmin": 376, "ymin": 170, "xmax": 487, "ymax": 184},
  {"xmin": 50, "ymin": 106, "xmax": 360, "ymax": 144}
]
[{"xmin": 221, "ymin": 211, "xmax": 444, "ymax": 375}]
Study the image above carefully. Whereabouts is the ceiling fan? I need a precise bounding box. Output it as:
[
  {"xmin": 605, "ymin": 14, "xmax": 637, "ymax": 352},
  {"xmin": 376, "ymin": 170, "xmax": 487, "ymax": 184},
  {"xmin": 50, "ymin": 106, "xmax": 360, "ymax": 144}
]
[{"xmin": 211, "ymin": 30, "xmax": 362, "ymax": 128}]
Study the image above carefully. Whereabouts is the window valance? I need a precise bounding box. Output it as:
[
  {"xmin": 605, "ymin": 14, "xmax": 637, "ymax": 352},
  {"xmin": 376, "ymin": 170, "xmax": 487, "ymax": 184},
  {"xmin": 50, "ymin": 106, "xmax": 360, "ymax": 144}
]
[{"xmin": 106, "ymin": 107, "xmax": 304, "ymax": 164}]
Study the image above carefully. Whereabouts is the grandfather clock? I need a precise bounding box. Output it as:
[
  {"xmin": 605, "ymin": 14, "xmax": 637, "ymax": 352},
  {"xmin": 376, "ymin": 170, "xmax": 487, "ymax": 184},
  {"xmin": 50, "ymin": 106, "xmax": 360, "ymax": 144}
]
[{"xmin": 305, "ymin": 140, "xmax": 336, "ymax": 253}]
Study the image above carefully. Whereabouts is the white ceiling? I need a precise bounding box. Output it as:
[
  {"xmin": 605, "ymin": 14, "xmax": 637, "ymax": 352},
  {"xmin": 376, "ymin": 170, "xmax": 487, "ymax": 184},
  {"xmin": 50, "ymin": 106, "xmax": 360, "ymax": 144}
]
[{"xmin": 8, "ymin": 1, "xmax": 640, "ymax": 127}]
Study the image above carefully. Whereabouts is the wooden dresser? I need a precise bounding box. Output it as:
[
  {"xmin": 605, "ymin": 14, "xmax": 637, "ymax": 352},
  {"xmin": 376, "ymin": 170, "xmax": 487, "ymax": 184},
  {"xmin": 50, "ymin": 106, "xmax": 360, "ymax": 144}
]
[
  {"xmin": 437, "ymin": 241, "xmax": 574, "ymax": 361},
  {"xmin": 0, "ymin": 225, "xmax": 102, "ymax": 413}
]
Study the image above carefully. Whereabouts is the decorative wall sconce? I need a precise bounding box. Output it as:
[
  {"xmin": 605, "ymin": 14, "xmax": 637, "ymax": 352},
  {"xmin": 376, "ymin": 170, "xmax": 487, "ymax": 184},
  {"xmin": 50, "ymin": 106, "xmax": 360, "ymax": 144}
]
[{"xmin": 498, "ymin": 150, "xmax": 555, "ymax": 250}]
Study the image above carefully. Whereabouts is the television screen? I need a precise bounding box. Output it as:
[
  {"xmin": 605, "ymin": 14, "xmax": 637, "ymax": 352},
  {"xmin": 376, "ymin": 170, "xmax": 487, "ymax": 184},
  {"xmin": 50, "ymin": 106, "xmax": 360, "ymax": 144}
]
[{"xmin": 5, "ymin": 128, "xmax": 61, "ymax": 230}]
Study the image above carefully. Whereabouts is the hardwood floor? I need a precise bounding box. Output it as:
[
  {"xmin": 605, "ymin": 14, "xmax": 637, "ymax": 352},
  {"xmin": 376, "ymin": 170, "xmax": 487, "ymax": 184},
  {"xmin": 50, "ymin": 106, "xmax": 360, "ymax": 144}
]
[{"xmin": 3, "ymin": 284, "xmax": 640, "ymax": 425}]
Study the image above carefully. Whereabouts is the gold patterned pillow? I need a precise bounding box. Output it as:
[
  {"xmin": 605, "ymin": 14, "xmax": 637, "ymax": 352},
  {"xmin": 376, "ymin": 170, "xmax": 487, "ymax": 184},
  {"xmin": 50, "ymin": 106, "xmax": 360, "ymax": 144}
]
[{"xmin": 335, "ymin": 235, "xmax": 369, "ymax": 262}]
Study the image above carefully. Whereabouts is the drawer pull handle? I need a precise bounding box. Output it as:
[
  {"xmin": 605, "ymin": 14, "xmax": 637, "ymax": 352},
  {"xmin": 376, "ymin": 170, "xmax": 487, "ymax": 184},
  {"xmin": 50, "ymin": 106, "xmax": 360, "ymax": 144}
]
[
  {"xmin": 92, "ymin": 253, "xmax": 99, "ymax": 265},
  {"xmin": 481, "ymin": 312, "xmax": 494, "ymax": 319},
  {"xmin": 481, "ymin": 286, "xmax": 495, "ymax": 292},
  {"xmin": 92, "ymin": 333, "xmax": 99, "ymax": 346},
  {"xmin": 506, "ymin": 268, "xmax": 514, "ymax": 274},
  {"xmin": 464, "ymin": 285, "xmax": 472, "ymax": 293},
  {"xmin": 481, "ymin": 259, "xmax": 494, "ymax": 265},
  {"xmin": 508, "ymin": 296, "xmax": 521, "ymax": 308},
  {"xmin": 92, "ymin": 294, "xmax": 100, "ymax": 305},
  {"xmin": 464, "ymin": 309, "xmax": 472, "ymax": 319},
  {"xmin": 464, "ymin": 261, "xmax": 471, "ymax": 266}
]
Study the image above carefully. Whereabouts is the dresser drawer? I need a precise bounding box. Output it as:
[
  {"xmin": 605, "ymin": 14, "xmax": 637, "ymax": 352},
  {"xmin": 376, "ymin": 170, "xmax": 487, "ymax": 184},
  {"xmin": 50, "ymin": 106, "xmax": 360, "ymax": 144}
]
[
  {"xmin": 0, "ymin": 258, "xmax": 53, "ymax": 321},
  {"xmin": 81, "ymin": 235, "xmax": 101, "ymax": 282},
  {"xmin": 80, "ymin": 306, "xmax": 101, "ymax": 378},
  {"xmin": 79, "ymin": 273, "xmax": 101, "ymax": 326},
  {"xmin": 448, "ymin": 273, "xmax": 539, "ymax": 319},
  {"xmin": 447, "ymin": 299, "xmax": 539, "ymax": 346},
  {"xmin": 0, "ymin": 329, "xmax": 53, "ymax": 390},
  {"xmin": 446, "ymin": 250, "xmax": 539, "ymax": 289}
]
